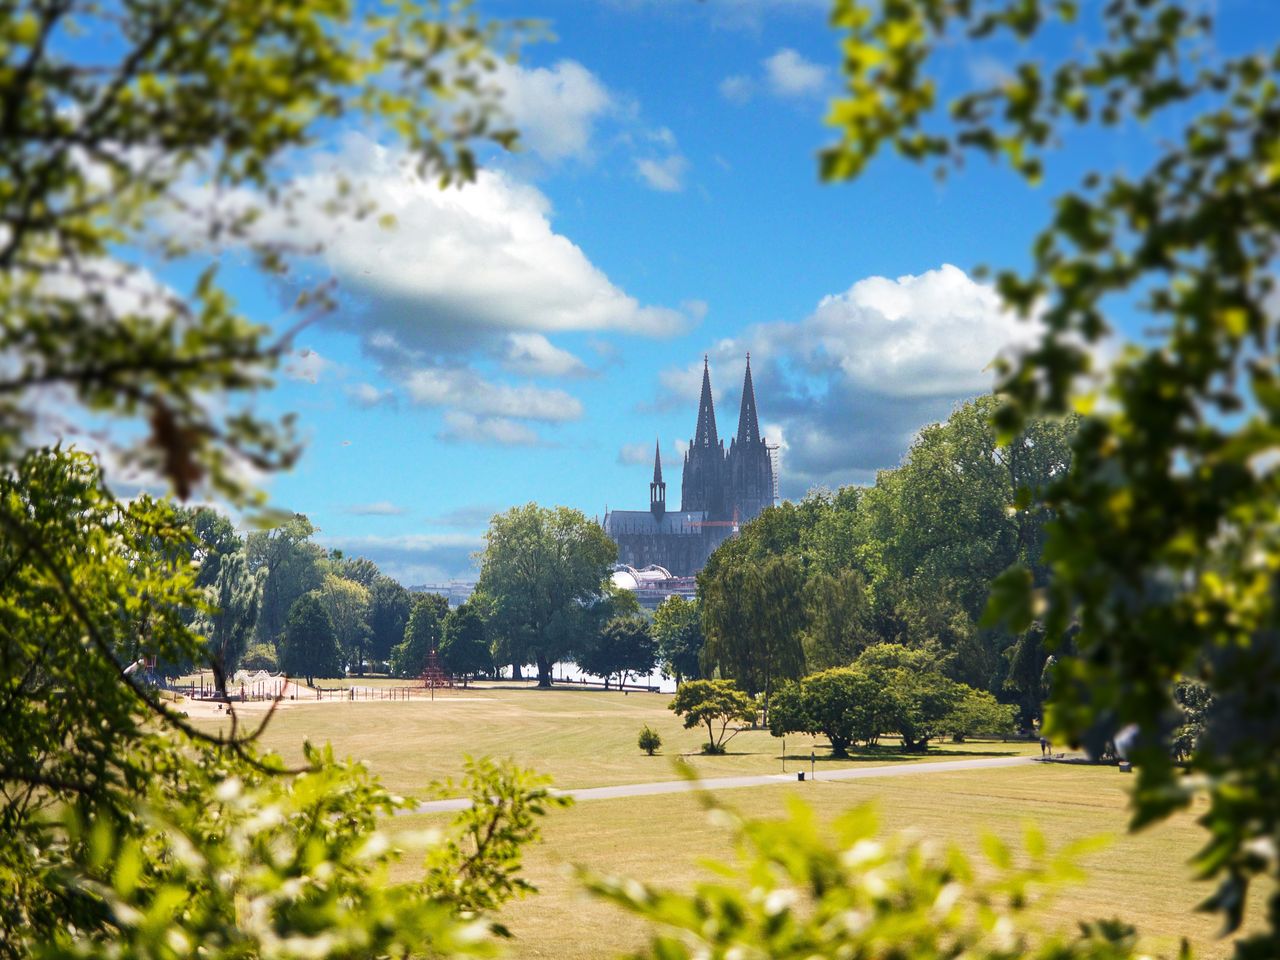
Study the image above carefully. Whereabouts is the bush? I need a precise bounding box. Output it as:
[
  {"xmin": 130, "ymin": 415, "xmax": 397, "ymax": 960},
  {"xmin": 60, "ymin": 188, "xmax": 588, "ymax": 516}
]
[{"xmin": 638, "ymin": 726, "xmax": 662, "ymax": 756}]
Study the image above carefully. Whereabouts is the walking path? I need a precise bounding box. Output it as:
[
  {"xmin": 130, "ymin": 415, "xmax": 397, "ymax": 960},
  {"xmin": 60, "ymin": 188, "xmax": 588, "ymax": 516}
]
[{"xmin": 409, "ymin": 753, "xmax": 1043, "ymax": 814}]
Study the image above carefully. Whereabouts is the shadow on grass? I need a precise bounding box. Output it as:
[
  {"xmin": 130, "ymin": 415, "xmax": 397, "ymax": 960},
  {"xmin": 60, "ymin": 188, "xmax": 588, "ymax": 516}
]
[{"xmin": 779, "ymin": 744, "xmax": 1031, "ymax": 764}]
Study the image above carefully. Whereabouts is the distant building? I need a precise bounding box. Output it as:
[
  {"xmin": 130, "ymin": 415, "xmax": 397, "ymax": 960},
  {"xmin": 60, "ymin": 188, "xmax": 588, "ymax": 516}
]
[{"xmin": 604, "ymin": 355, "xmax": 777, "ymax": 577}]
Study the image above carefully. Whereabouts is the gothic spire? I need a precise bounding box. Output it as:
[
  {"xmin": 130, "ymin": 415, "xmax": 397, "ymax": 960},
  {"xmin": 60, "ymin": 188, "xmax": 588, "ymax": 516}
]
[
  {"xmin": 653, "ymin": 438, "xmax": 663, "ymax": 483},
  {"xmin": 736, "ymin": 352, "xmax": 761, "ymax": 446},
  {"xmin": 693, "ymin": 354, "xmax": 719, "ymax": 448},
  {"xmin": 649, "ymin": 437, "xmax": 666, "ymax": 520}
]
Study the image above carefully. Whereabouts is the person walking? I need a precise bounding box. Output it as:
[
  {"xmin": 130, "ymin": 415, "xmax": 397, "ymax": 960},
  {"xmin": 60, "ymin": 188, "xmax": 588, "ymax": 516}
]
[{"xmin": 1039, "ymin": 736, "xmax": 1049, "ymax": 757}]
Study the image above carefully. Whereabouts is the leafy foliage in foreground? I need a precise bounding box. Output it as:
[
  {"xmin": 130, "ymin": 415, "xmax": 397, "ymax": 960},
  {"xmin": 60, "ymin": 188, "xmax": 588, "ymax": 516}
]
[
  {"xmin": 587, "ymin": 796, "xmax": 1148, "ymax": 960},
  {"xmin": 0, "ymin": 449, "xmax": 562, "ymax": 959},
  {"xmin": 825, "ymin": 0, "xmax": 1280, "ymax": 949}
]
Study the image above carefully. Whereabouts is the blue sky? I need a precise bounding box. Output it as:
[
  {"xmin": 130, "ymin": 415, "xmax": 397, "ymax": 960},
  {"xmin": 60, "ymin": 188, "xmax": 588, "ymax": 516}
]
[{"xmin": 138, "ymin": 0, "xmax": 1276, "ymax": 585}]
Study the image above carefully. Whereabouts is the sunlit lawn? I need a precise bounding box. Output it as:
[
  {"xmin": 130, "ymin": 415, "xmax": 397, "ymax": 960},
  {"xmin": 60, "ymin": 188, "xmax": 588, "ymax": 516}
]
[
  {"xmin": 190, "ymin": 684, "xmax": 1252, "ymax": 957},
  {"xmin": 189, "ymin": 682, "xmax": 1037, "ymax": 793},
  {"xmin": 394, "ymin": 763, "xmax": 1258, "ymax": 960}
]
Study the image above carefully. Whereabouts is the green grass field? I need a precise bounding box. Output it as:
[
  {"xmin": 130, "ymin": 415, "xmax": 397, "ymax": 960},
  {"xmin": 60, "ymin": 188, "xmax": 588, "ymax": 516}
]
[
  {"xmin": 192, "ymin": 684, "xmax": 1258, "ymax": 957},
  {"xmin": 191, "ymin": 682, "xmax": 1037, "ymax": 792}
]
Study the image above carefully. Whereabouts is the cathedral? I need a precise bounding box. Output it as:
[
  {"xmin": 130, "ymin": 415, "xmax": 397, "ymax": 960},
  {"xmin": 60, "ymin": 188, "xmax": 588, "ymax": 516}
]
[{"xmin": 604, "ymin": 355, "xmax": 777, "ymax": 576}]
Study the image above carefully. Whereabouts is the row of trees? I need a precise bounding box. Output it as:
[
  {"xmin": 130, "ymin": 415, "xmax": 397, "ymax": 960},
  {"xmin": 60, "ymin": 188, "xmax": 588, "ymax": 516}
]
[
  {"xmin": 173, "ymin": 509, "xmax": 499, "ymax": 691},
  {"xmin": 697, "ymin": 395, "xmax": 1074, "ymax": 726}
]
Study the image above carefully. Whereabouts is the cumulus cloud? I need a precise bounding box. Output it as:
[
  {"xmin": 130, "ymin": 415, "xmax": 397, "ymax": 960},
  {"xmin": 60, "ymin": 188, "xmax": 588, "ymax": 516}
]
[
  {"xmin": 719, "ymin": 75, "xmax": 755, "ymax": 104},
  {"xmin": 405, "ymin": 368, "xmax": 582, "ymax": 421},
  {"xmin": 502, "ymin": 332, "xmax": 591, "ymax": 378},
  {"xmin": 437, "ymin": 411, "xmax": 546, "ymax": 447},
  {"xmin": 635, "ymin": 154, "xmax": 689, "ymax": 192},
  {"xmin": 764, "ymin": 48, "xmax": 828, "ymax": 97},
  {"xmin": 344, "ymin": 500, "xmax": 408, "ymax": 516},
  {"xmin": 315, "ymin": 533, "xmax": 481, "ymax": 585},
  {"xmin": 618, "ymin": 441, "xmax": 654, "ymax": 466},
  {"xmin": 344, "ymin": 382, "xmax": 396, "ymax": 408},
  {"xmin": 722, "ymin": 47, "xmax": 830, "ymax": 104},
  {"xmin": 181, "ymin": 134, "xmax": 696, "ymax": 445},
  {"xmin": 655, "ymin": 265, "xmax": 1038, "ymax": 492},
  {"xmin": 495, "ymin": 59, "xmax": 613, "ymax": 163},
  {"xmin": 283, "ymin": 347, "xmax": 338, "ymax": 384}
]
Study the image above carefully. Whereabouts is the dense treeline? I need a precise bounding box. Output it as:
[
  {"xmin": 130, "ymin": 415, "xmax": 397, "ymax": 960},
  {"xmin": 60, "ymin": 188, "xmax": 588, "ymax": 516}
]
[
  {"xmin": 169, "ymin": 509, "xmax": 469, "ymax": 687},
  {"xmin": 699, "ymin": 396, "xmax": 1076, "ymax": 725}
]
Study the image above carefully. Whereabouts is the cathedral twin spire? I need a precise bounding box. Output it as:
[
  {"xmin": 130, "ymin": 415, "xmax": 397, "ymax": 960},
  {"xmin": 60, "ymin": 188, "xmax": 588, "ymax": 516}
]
[{"xmin": 679, "ymin": 353, "xmax": 767, "ymax": 519}]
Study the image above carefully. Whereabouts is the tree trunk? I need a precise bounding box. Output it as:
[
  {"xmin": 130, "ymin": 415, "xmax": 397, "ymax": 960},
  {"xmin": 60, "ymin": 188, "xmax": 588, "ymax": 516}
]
[
  {"xmin": 830, "ymin": 735, "xmax": 851, "ymax": 758},
  {"xmin": 511, "ymin": 662, "xmax": 522, "ymax": 680},
  {"xmin": 536, "ymin": 656, "xmax": 553, "ymax": 688}
]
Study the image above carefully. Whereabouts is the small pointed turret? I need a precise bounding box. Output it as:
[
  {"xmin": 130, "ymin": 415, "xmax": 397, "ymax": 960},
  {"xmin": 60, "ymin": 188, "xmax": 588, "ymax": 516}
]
[
  {"xmin": 692, "ymin": 355, "xmax": 720, "ymax": 449},
  {"xmin": 735, "ymin": 352, "xmax": 761, "ymax": 447},
  {"xmin": 649, "ymin": 438, "xmax": 666, "ymax": 521}
]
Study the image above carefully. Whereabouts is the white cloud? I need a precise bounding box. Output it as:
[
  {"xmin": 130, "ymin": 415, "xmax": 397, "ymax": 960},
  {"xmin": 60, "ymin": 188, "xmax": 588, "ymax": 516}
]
[
  {"xmin": 271, "ymin": 137, "xmax": 691, "ymax": 340},
  {"xmin": 655, "ymin": 265, "xmax": 1040, "ymax": 492},
  {"xmin": 344, "ymin": 500, "xmax": 408, "ymax": 516},
  {"xmin": 502, "ymin": 332, "xmax": 591, "ymax": 378},
  {"xmin": 763, "ymin": 48, "xmax": 828, "ymax": 98},
  {"xmin": 404, "ymin": 368, "xmax": 582, "ymax": 422},
  {"xmin": 284, "ymin": 347, "xmax": 338, "ymax": 384},
  {"xmin": 636, "ymin": 154, "xmax": 689, "ymax": 192},
  {"xmin": 723, "ymin": 48, "xmax": 830, "ymax": 105},
  {"xmin": 315, "ymin": 532, "xmax": 482, "ymax": 584},
  {"xmin": 437, "ymin": 411, "xmax": 546, "ymax": 447},
  {"xmin": 344, "ymin": 382, "xmax": 395, "ymax": 408},
  {"xmin": 618, "ymin": 442, "xmax": 653, "ymax": 466},
  {"xmin": 495, "ymin": 60, "xmax": 613, "ymax": 163},
  {"xmin": 719, "ymin": 75, "xmax": 755, "ymax": 104}
]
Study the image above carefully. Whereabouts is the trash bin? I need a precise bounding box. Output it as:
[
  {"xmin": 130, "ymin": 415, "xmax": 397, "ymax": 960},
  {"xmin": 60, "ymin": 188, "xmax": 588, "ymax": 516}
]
[{"xmin": 797, "ymin": 772, "xmax": 805, "ymax": 781}]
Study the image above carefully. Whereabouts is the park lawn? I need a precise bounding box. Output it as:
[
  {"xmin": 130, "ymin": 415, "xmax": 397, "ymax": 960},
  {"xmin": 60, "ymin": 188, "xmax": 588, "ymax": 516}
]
[
  {"xmin": 392, "ymin": 762, "xmax": 1262, "ymax": 960},
  {"xmin": 188, "ymin": 684, "xmax": 1037, "ymax": 793}
]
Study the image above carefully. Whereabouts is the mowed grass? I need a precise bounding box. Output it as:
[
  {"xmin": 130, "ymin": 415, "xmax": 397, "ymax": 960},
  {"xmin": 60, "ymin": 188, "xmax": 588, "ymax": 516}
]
[
  {"xmin": 393, "ymin": 763, "xmax": 1262, "ymax": 960},
  {"xmin": 189, "ymin": 683, "xmax": 1037, "ymax": 793}
]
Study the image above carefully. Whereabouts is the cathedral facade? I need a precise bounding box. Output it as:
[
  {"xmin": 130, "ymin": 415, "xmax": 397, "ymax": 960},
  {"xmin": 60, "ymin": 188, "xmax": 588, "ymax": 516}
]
[{"xmin": 604, "ymin": 355, "xmax": 776, "ymax": 577}]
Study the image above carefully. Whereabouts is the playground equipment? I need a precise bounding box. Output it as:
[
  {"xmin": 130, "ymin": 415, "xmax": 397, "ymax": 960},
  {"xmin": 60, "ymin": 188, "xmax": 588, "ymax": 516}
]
[{"xmin": 420, "ymin": 648, "xmax": 453, "ymax": 700}]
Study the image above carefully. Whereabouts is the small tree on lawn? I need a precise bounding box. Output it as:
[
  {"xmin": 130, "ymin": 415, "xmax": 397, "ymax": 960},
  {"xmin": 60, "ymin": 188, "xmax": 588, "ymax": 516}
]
[
  {"xmin": 856, "ymin": 644, "xmax": 964, "ymax": 753},
  {"xmin": 670, "ymin": 679, "xmax": 756, "ymax": 755},
  {"xmin": 280, "ymin": 594, "xmax": 341, "ymax": 687},
  {"xmin": 769, "ymin": 667, "xmax": 884, "ymax": 758},
  {"xmin": 943, "ymin": 688, "xmax": 1018, "ymax": 743},
  {"xmin": 638, "ymin": 726, "xmax": 662, "ymax": 756}
]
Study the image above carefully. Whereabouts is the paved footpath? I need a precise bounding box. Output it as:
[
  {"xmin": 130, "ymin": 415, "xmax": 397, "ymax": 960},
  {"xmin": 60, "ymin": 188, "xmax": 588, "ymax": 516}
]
[{"xmin": 409, "ymin": 753, "xmax": 1042, "ymax": 815}]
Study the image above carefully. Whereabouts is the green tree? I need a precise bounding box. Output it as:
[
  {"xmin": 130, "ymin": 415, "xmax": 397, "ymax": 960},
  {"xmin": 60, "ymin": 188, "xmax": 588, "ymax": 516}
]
[
  {"xmin": 652, "ymin": 595, "xmax": 703, "ymax": 685},
  {"xmin": 577, "ymin": 616, "xmax": 657, "ymax": 689},
  {"xmin": 339, "ymin": 556, "xmax": 382, "ymax": 588},
  {"xmin": 390, "ymin": 594, "xmax": 446, "ymax": 679},
  {"xmin": 856, "ymin": 644, "xmax": 964, "ymax": 753},
  {"xmin": 824, "ymin": 0, "xmax": 1280, "ymax": 942},
  {"xmin": 669, "ymin": 679, "xmax": 757, "ymax": 755},
  {"xmin": 474, "ymin": 504, "xmax": 617, "ymax": 687},
  {"xmin": 191, "ymin": 548, "xmax": 265, "ymax": 697},
  {"xmin": 246, "ymin": 515, "xmax": 326, "ymax": 649},
  {"xmin": 700, "ymin": 553, "xmax": 807, "ymax": 725},
  {"xmin": 944, "ymin": 688, "xmax": 1018, "ymax": 743},
  {"xmin": 317, "ymin": 573, "xmax": 371, "ymax": 674},
  {"xmin": 801, "ymin": 570, "xmax": 875, "ymax": 671},
  {"xmin": 280, "ymin": 593, "xmax": 342, "ymax": 686},
  {"xmin": 368, "ymin": 575, "xmax": 413, "ymax": 665},
  {"xmin": 768, "ymin": 668, "xmax": 885, "ymax": 758},
  {"xmin": 440, "ymin": 602, "xmax": 492, "ymax": 685},
  {"xmin": 637, "ymin": 726, "xmax": 662, "ymax": 756}
]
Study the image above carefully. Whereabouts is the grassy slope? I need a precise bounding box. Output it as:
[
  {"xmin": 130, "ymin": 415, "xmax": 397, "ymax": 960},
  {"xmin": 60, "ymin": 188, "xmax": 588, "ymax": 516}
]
[
  {"xmin": 193, "ymin": 685, "xmax": 1256, "ymax": 957},
  {"xmin": 396, "ymin": 764, "xmax": 1256, "ymax": 959},
  {"xmin": 191, "ymin": 683, "xmax": 1036, "ymax": 793}
]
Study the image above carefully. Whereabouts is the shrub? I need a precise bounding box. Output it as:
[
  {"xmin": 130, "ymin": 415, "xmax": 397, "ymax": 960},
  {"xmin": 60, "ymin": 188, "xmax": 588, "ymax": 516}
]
[
  {"xmin": 240, "ymin": 642, "xmax": 278, "ymax": 672},
  {"xmin": 638, "ymin": 726, "xmax": 662, "ymax": 756}
]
